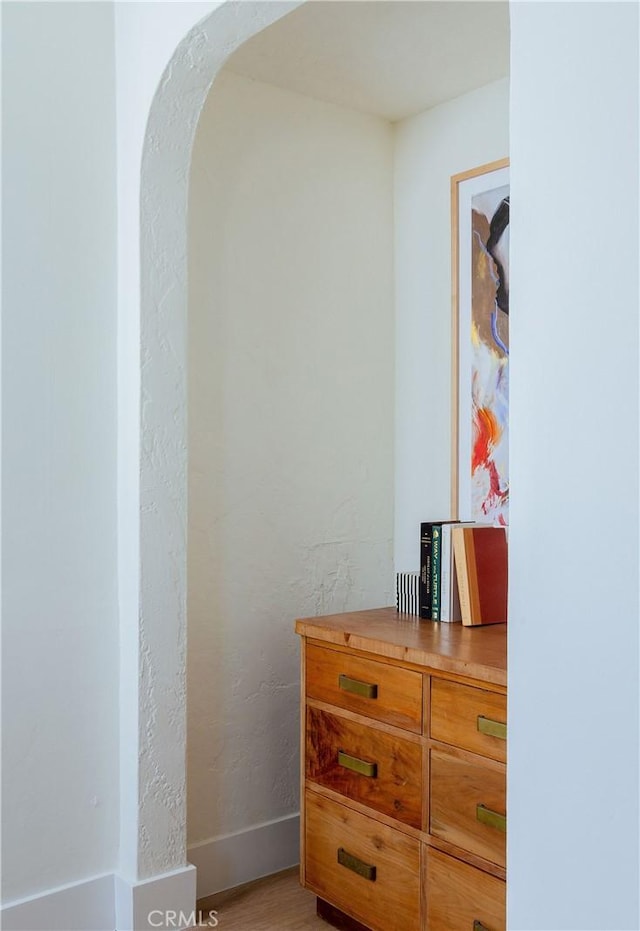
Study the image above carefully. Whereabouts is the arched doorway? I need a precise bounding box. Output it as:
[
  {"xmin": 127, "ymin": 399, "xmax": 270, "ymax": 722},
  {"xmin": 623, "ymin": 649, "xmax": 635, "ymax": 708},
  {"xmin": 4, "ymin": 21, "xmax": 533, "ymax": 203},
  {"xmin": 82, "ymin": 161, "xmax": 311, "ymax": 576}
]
[
  {"xmin": 129, "ymin": 0, "xmax": 510, "ymax": 920},
  {"xmin": 124, "ymin": 0, "xmax": 306, "ymax": 898}
]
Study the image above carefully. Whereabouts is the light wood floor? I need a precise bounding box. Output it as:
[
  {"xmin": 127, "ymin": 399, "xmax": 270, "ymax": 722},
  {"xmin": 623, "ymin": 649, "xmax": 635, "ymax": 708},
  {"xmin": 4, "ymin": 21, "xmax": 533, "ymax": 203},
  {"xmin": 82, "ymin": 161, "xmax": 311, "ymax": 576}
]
[{"xmin": 194, "ymin": 867, "xmax": 329, "ymax": 930}]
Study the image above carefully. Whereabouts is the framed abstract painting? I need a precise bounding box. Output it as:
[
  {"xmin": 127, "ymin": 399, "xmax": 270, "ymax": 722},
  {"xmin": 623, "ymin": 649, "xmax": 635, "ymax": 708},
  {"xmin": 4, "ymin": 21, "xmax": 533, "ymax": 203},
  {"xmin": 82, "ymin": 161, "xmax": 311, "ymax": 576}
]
[{"xmin": 451, "ymin": 159, "xmax": 510, "ymax": 526}]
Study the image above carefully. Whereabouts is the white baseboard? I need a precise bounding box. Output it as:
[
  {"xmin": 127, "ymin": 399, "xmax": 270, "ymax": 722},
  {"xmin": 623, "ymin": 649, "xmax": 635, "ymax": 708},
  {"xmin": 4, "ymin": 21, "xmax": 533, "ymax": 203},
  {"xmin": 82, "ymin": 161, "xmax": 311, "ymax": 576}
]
[
  {"xmin": 1, "ymin": 816, "xmax": 298, "ymax": 931},
  {"xmin": 1, "ymin": 865, "xmax": 198, "ymax": 931},
  {"xmin": 1, "ymin": 873, "xmax": 115, "ymax": 931},
  {"xmin": 114, "ymin": 865, "xmax": 197, "ymax": 931},
  {"xmin": 188, "ymin": 813, "xmax": 300, "ymax": 899}
]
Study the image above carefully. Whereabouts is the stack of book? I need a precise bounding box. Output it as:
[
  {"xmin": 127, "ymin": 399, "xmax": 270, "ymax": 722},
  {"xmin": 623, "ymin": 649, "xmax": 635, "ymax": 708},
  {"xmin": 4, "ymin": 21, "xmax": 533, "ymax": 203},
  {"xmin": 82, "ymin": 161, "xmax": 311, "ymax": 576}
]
[{"xmin": 419, "ymin": 521, "xmax": 508, "ymax": 626}]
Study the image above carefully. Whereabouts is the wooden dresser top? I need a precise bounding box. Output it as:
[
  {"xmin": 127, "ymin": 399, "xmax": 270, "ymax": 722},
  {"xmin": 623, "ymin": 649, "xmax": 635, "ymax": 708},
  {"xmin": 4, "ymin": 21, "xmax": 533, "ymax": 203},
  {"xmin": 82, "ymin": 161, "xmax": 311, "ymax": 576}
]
[{"xmin": 295, "ymin": 607, "xmax": 507, "ymax": 688}]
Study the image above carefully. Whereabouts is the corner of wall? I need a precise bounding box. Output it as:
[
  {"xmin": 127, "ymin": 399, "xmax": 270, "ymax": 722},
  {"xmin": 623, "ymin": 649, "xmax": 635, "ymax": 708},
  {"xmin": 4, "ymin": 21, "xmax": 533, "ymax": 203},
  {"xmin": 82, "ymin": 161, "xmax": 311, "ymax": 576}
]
[
  {"xmin": 115, "ymin": 865, "xmax": 197, "ymax": 931},
  {"xmin": 0, "ymin": 867, "xmax": 198, "ymax": 931},
  {"xmin": 187, "ymin": 814, "xmax": 300, "ymax": 899}
]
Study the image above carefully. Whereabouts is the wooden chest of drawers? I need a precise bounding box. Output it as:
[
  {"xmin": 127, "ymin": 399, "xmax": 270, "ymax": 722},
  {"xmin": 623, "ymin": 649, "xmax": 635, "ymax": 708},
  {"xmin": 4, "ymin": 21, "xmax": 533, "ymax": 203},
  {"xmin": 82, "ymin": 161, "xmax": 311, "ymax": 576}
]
[{"xmin": 296, "ymin": 607, "xmax": 507, "ymax": 931}]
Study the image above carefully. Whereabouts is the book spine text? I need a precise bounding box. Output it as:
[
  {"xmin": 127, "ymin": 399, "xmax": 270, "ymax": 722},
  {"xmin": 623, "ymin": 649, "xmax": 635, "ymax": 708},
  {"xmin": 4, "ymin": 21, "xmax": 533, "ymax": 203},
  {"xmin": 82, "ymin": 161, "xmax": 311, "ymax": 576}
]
[
  {"xmin": 431, "ymin": 524, "xmax": 442, "ymax": 621},
  {"xmin": 419, "ymin": 523, "xmax": 433, "ymax": 619}
]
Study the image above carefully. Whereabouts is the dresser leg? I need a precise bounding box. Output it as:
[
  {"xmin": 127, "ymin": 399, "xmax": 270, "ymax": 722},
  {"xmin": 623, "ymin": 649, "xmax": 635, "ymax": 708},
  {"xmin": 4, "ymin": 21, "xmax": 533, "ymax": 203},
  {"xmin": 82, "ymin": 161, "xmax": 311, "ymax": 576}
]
[{"xmin": 316, "ymin": 897, "xmax": 372, "ymax": 931}]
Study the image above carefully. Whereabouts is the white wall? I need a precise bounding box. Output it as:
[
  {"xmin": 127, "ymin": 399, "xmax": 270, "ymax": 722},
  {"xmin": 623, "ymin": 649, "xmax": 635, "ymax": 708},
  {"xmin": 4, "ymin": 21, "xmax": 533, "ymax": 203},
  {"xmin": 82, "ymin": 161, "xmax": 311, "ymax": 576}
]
[
  {"xmin": 394, "ymin": 78, "xmax": 510, "ymax": 571},
  {"xmin": 187, "ymin": 70, "xmax": 395, "ymax": 894},
  {"xmin": 509, "ymin": 3, "xmax": 639, "ymax": 930},
  {"xmin": 2, "ymin": 0, "xmax": 119, "ymax": 906}
]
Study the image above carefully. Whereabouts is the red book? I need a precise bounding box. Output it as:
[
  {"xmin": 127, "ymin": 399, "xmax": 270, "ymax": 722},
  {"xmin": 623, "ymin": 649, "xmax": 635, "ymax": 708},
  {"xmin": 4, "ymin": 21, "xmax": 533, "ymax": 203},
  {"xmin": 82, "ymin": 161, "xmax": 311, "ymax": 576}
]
[{"xmin": 452, "ymin": 526, "xmax": 508, "ymax": 626}]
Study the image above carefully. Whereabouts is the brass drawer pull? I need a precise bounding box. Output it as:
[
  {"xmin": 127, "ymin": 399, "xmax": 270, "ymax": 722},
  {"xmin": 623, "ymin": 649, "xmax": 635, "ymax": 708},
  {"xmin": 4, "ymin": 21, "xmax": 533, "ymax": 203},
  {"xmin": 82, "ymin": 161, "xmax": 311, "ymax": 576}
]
[
  {"xmin": 473, "ymin": 921, "xmax": 490, "ymax": 931},
  {"xmin": 476, "ymin": 804, "xmax": 506, "ymax": 833},
  {"xmin": 477, "ymin": 716, "xmax": 507, "ymax": 741},
  {"xmin": 338, "ymin": 750, "xmax": 378, "ymax": 778},
  {"xmin": 337, "ymin": 847, "xmax": 377, "ymax": 881},
  {"xmin": 338, "ymin": 674, "xmax": 378, "ymax": 699}
]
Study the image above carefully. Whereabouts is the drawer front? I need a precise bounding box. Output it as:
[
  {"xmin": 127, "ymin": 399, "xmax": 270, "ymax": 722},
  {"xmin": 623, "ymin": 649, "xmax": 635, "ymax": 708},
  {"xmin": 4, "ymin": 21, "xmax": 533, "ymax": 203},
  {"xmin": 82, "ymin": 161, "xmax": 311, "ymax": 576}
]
[
  {"xmin": 430, "ymin": 749, "xmax": 506, "ymax": 867},
  {"xmin": 426, "ymin": 848, "xmax": 505, "ymax": 931},
  {"xmin": 306, "ymin": 706, "xmax": 422, "ymax": 828},
  {"xmin": 431, "ymin": 679, "xmax": 507, "ymax": 763},
  {"xmin": 306, "ymin": 643, "xmax": 422, "ymax": 733},
  {"xmin": 305, "ymin": 791, "xmax": 421, "ymax": 931}
]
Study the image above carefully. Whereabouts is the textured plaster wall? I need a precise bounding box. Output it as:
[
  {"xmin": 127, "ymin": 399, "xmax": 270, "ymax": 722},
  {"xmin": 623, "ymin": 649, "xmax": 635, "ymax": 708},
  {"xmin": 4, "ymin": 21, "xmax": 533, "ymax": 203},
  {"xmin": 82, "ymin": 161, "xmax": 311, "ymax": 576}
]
[
  {"xmin": 393, "ymin": 78, "xmax": 510, "ymax": 571},
  {"xmin": 2, "ymin": 1, "xmax": 119, "ymax": 902},
  {"xmin": 187, "ymin": 70, "xmax": 395, "ymax": 846},
  {"xmin": 119, "ymin": 0, "xmax": 305, "ymax": 880},
  {"xmin": 115, "ymin": 0, "xmax": 220, "ymax": 883}
]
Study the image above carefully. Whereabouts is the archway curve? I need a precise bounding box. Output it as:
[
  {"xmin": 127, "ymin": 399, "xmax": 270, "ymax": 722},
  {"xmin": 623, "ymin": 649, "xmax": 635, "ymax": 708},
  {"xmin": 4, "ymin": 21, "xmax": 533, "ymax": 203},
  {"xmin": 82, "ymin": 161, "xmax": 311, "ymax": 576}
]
[{"xmin": 135, "ymin": 0, "xmax": 305, "ymax": 880}]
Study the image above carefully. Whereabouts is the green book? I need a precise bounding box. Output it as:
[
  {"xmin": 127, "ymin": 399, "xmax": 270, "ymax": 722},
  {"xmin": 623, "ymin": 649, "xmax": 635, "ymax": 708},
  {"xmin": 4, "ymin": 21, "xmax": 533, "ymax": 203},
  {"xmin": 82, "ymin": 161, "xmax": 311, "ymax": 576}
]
[{"xmin": 431, "ymin": 524, "xmax": 442, "ymax": 621}]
